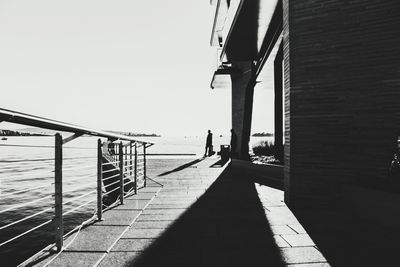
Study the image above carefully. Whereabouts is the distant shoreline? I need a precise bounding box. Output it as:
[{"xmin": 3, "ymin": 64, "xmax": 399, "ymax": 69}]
[
  {"xmin": 0, "ymin": 128, "xmax": 161, "ymax": 137},
  {"xmin": 106, "ymin": 130, "xmax": 161, "ymax": 137},
  {"xmin": 252, "ymin": 132, "xmax": 274, "ymax": 137},
  {"xmin": 0, "ymin": 129, "xmax": 49, "ymax": 137}
]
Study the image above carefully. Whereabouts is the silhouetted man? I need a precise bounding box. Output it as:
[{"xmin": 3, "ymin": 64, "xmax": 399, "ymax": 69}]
[
  {"xmin": 205, "ymin": 130, "xmax": 213, "ymax": 157},
  {"xmin": 230, "ymin": 129, "xmax": 237, "ymax": 158}
]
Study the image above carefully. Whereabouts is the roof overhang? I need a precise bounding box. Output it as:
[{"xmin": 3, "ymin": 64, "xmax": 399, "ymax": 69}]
[
  {"xmin": 210, "ymin": 0, "xmax": 243, "ymax": 48},
  {"xmin": 210, "ymin": 64, "xmax": 238, "ymax": 89},
  {"xmin": 221, "ymin": 0, "xmax": 281, "ymax": 62},
  {"xmin": 209, "ymin": 0, "xmax": 283, "ymax": 89}
]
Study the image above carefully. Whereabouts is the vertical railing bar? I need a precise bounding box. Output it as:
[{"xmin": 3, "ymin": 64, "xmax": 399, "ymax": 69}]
[
  {"xmin": 54, "ymin": 133, "xmax": 63, "ymax": 251},
  {"xmin": 97, "ymin": 139, "xmax": 103, "ymax": 221},
  {"xmin": 134, "ymin": 142, "xmax": 137, "ymax": 194},
  {"xmin": 114, "ymin": 143, "xmax": 117, "ymax": 163},
  {"xmin": 143, "ymin": 143, "xmax": 147, "ymax": 187},
  {"xmin": 119, "ymin": 142, "xmax": 124, "ymax": 204},
  {"xmin": 113, "ymin": 143, "xmax": 115, "ymax": 162},
  {"xmin": 124, "ymin": 145, "xmax": 127, "ymax": 174},
  {"xmin": 129, "ymin": 142, "xmax": 133, "ymax": 190}
]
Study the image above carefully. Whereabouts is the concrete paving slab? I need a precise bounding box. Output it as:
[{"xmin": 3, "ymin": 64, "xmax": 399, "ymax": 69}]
[
  {"xmin": 151, "ymin": 199, "xmax": 196, "ymax": 205},
  {"xmin": 266, "ymin": 214, "xmax": 301, "ymax": 226},
  {"xmin": 112, "ymin": 238, "xmax": 154, "ymax": 252},
  {"xmin": 64, "ymin": 225, "xmax": 125, "ymax": 252},
  {"xmin": 95, "ymin": 209, "xmax": 141, "ymax": 226},
  {"xmin": 281, "ymin": 234, "xmax": 316, "ymax": 247},
  {"xmin": 98, "ymin": 252, "xmax": 139, "ymax": 267},
  {"xmin": 136, "ymin": 187, "xmax": 161, "ymax": 193},
  {"xmin": 273, "ymin": 235, "xmax": 292, "ymax": 248},
  {"xmin": 123, "ymin": 228, "xmax": 165, "ymax": 239},
  {"xmin": 267, "ymin": 207, "xmax": 301, "ymax": 224},
  {"xmin": 113, "ymin": 199, "xmax": 151, "ymax": 210},
  {"xmin": 281, "ymin": 247, "xmax": 327, "ymax": 264},
  {"xmin": 288, "ymin": 263, "xmax": 331, "ymax": 267},
  {"xmin": 132, "ymin": 220, "xmax": 174, "ymax": 229},
  {"xmin": 45, "ymin": 252, "xmax": 103, "ymax": 267},
  {"xmin": 289, "ymin": 224, "xmax": 308, "ymax": 234},
  {"xmin": 119, "ymin": 196, "xmax": 153, "ymax": 201},
  {"xmin": 271, "ymin": 225, "xmax": 299, "ymax": 235},
  {"xmin": 122, "ymin": 192, "xmax": 156, "ymax": 200},
  {"xmin": 147, "ymin": 203, "xmax": 190, "ymax": 209},
  {"xmin": 155, "ymin": 193, "xmax": 190, "ymax": 198},
  {"xmin": 141, "ymin": 208, "xmax": 186, "ymax": 215},
  {"xmin": 136, "ymin": 214, "xmax": 180, "ymax": 221},
  {"xmin": 155, "ymin": 194, "xmax": 197, "ymax": 199}
]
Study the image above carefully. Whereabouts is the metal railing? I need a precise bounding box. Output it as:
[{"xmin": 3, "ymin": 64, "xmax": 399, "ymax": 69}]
[
  {"xmin": 0, "ymin": 108, "xmax": 154, "ymax": 260},
  {"xmin": 97, "ymin": 139, "xmax": 151, "ymax": 220}
]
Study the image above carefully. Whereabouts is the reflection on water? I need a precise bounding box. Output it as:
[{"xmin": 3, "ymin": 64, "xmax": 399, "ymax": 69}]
[{"xmin": 0, "ymin": 137, "xmax": 98, "ymax": 266}]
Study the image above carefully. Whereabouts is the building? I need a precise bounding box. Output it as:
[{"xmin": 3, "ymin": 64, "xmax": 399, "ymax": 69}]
[{"xmin": 209, "ymin": 0, "xmax": 400, "ymax": 210}]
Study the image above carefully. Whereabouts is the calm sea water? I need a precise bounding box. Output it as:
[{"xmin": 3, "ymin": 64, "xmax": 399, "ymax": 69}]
[{"xmin": 0, "ymin": 135, "xmax": 272, "ymax": 266}]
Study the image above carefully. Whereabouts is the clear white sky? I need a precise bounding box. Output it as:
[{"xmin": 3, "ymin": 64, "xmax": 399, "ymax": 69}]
[{"xmin": 0, "ymin": 0, "xmax": 274, "ymax": 136}]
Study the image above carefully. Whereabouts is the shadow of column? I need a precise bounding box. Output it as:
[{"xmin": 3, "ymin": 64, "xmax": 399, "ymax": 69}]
[{"xmin": 127, "ymin": 167, "xmax": 285, "ymax": 267}]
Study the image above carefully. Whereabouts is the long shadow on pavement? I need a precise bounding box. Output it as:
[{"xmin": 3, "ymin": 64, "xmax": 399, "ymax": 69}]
[
  {"xmin": 158, "ymin": 158, "xmax": 204, "ymax": 177},
  {"xmin": 127, "ymin": 167, "xmax": 285, "ymax": 267}
]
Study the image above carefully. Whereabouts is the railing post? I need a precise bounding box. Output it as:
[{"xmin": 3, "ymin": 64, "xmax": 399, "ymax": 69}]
[
  {"xmin": 54, "ymin": 133, "xmax": 63, "ymax": 251},
  {"xmin": 134, "ymin": 142, "xmax": 137, "ymax": 194},
  {"xmin": 97, "ymin": 139, "xmax": 103, "ymax": 221},
  {"xmin": 119, "ymin": 142, "xmax": 124, "ymax": 204},
  {"xmin": 114, "ymin": 143, "xmax": 117, "ymax": 162},
  {"xmin": 143, "ymin": 144, "xmax": 147, "ymax": 187}
]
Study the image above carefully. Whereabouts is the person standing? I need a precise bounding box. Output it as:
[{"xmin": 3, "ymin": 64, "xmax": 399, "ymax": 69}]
[{"xmin": 205, "ymin": 130, "xmax": 213, "ymax": 157}]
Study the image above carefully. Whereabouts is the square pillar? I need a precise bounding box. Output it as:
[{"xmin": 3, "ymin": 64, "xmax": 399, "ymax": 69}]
[{"xmin": 231, "ymin": 61, "xmax": 254, "ymax": 160}]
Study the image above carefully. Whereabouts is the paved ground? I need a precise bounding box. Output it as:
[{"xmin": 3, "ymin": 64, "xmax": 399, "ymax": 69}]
[{"xmin": 30, "ymin": 157, "xmax": 333, "ymax": 267}]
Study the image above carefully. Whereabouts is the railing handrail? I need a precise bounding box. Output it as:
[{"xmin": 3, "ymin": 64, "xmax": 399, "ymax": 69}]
[
  {"xmin": 0, "ymin": 108, "xmax": 154, "ymax": 145},
  {"xmin": 0, "ymin": 109, "xmax": 152, "ymax": 263}
]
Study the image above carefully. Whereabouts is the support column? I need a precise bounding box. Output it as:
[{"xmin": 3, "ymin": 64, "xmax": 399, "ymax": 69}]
[
  {"xmin": 274, "ymin": 42, "xmax": 284, "ymax": 163},
  {"xmin": 231, "ymin": 61, "xmax": 254, "ymax": 160}
]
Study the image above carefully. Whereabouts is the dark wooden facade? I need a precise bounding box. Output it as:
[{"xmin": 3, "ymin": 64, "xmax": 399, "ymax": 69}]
[{"xmin": 283, "ymin": 0, "xmax": 400, "ymax": 208}]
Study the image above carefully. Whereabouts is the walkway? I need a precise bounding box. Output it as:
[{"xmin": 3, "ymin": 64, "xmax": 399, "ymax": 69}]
[{"xmin": 30, "ymin": 157, "xmax": 330, "ymax": 266}]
